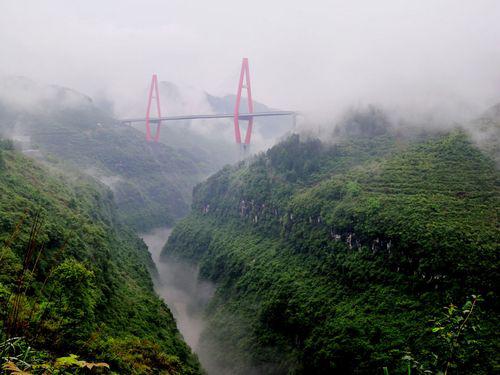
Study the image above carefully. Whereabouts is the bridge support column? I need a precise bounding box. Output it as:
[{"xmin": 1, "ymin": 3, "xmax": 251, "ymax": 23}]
[
  {"xmin": 234, "ymin": 58, "xmax": 254, "ymax": 148},
  {"xmin": 145, "ymin": 74, "xmax": 162, "ymax": 142}
]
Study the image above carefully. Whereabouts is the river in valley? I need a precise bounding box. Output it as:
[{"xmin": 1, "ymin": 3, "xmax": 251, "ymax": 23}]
[{"xmin": 140, "ymin": 227, "xmax": 216, "ymax": 362}]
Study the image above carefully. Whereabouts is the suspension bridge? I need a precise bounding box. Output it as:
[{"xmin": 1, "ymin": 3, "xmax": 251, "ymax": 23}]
[{"xmin": 121, "ymin": 58, "xmax": 297, "ymax": 148}]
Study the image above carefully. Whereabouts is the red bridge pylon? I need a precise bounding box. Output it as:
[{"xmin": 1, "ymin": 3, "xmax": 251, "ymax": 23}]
[
  {"xmin": 234, "ymin": 57, "xmax": 254, "ymax": 149},
  {"xmin": 145, "ymin": 74, "xmax": 162, "ymax": 142},
  {"xmin": 143, "ymin": 59, "xmax": 257, "ymax": 146}
]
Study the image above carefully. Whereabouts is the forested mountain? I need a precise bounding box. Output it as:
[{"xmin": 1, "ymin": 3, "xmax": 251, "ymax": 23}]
[
  {"xmin": 0, "ymin": 138, "xmax": 201, "ymax": 373},
  {"xmin": 162, "ymin": 108, "xmax": 499, "ymax": 374},
  {"xmin": 0, "ymin": 76, "xmax": 213, "ymax": 231}
]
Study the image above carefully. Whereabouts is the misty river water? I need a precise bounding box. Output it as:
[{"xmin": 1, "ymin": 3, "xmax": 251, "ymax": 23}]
[
  {"xmin": 141, "ymin": 228, "xmax": 267, "ymax": 375},
  {"xmin": 140, "ymin": 227, "xmax": 216, "ymax": 362}
]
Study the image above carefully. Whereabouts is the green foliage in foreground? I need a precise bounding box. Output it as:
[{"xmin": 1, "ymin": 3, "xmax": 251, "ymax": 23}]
[
  {"xmin": 163, "ymin": 128, "xmax": 499, "ymax": 374},
  {"xmin": 0, "ymin": 141, "xmax": 201, "ymax": 374},
  {"xmin": 1, "ymin": 337, "xmax": 110, "ymax": 374}
]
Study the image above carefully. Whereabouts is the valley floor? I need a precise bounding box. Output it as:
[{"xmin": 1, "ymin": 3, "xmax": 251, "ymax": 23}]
[{"xmin": 141, "ymin": 227, "xmax": 217, "ymax": 374}]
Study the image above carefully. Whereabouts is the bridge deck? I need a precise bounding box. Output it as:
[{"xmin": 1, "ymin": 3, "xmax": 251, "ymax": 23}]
[{"xmin": 121, "ymin": 110, "xmax": 295, "ymax": 123}]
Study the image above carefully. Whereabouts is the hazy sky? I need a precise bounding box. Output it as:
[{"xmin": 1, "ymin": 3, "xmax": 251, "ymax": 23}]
[{"xmin": 1, "ymin": 0, "xmax": 500, "ymax": 116}]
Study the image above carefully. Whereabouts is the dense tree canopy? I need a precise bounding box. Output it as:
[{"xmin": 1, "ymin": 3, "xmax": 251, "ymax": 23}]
[
  {"xmin": 164, "ymin": 126, "xmax": 499, "ymax": 374},
  {"xmin": 0, "ymin": 139, "xmax": 201, "ymax": 374}
]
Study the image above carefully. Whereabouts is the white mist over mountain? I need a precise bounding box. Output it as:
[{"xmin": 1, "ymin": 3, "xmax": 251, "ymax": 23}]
[
  {"xmin": 117, "ymin": 79, "xmax": 294, "ymax": 153},
  {"xmin": 1, "ymin": 1, "xmax": 499, "ymax": 120},
  {"xmin": 0, "ymin": 76, "xmax": 92, "ymax": 111}
]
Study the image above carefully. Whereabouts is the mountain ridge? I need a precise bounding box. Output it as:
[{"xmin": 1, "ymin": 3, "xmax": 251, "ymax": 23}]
[{"xmin": 161, "ymin": 110, "xmax": 499, "ymax": 374}]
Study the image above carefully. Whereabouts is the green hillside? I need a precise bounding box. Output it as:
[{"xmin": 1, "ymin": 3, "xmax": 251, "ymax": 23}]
[
  {"xmin": 0, "ymin": 138, "xmax": 201, "ymax": 374},
  {"xmin": 162, "ymin": 115, "xmax": 499, "ymax": 374},
  {"xmin": 0, "ymin": 77, "xmax": 213, "ymax": 230}
]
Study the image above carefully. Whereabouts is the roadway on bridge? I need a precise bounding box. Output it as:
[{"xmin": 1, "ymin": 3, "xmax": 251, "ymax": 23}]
[{"xmin": 121, "ymin": 110, "xmax": 296, "ymax": 124}]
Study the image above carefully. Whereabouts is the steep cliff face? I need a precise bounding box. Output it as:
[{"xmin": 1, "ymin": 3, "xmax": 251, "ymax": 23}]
[
  {"xmin": 0, "ymin": 139, "xmax": 201, "ymax": 374},
  {"xmin": 162, "ymin": 117, "xmax": 499, "ymax": 374}
]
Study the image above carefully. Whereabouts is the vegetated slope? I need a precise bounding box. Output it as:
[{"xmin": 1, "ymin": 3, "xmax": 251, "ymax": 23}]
[
  {"xmin": 0, "ymin": 76, "xmax": 211, "ymax": 230},
  {"xmin": 0, "ymin": 139, "xmax": 201, "ymax": 374},
  {"xmin": 162, "ymin": 111, "xmax": 499, "ymax": 374}
]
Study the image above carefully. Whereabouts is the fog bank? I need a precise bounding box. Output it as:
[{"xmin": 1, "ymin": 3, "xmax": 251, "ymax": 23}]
[
  {"xmin": 141, "ymin": 227, "xmax": 267, "ymax": 375},
  {"xmin": 140, "ymin": 228, "xmax": 215, "ymax": 357},
  {"xmin": 1, "ymin": 1, "xmax": 499, "ymax": 116}
]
